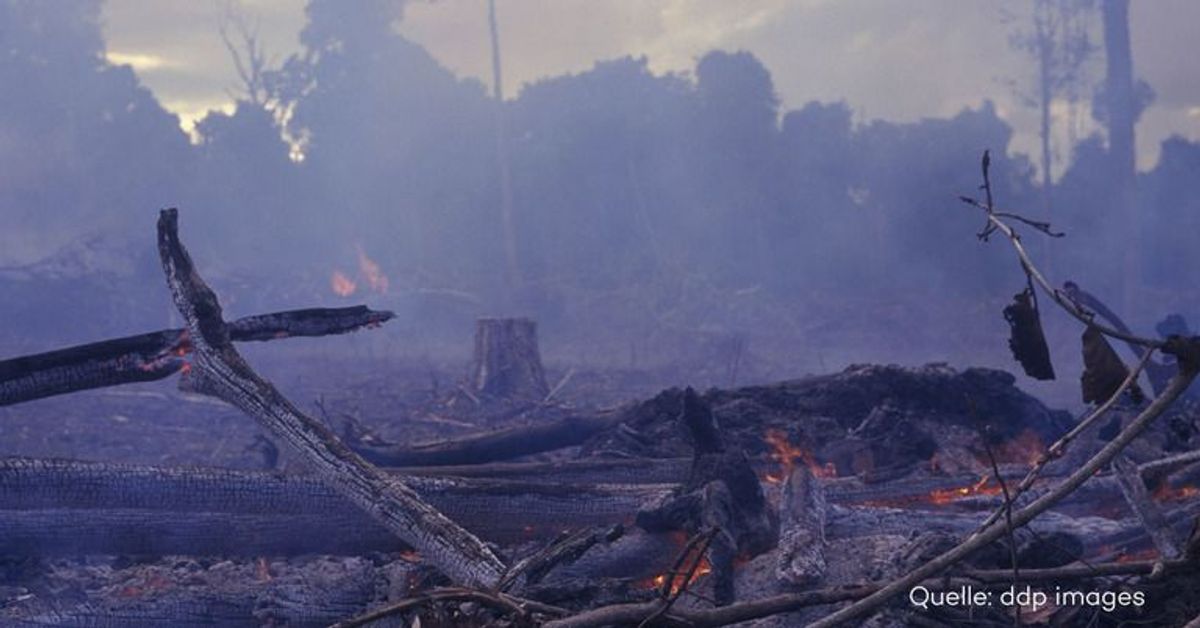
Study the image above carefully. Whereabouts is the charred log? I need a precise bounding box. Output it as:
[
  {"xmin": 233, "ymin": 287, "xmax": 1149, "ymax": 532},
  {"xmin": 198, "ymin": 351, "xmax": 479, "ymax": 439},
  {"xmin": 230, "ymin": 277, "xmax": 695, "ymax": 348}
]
[
  {"xmin": 352, "ymin": 410, "xmax": 625, "ymax": 467},
  {"xmin": 0, "ymin": 306, "xmax": 394, "ymax": 407},
  {"xmin": 776, "ymin": 466, "xmax": 827, "ymax": 586},
  {"xmin": 0, "ymin": 457, "xmax": 672, "ymax": 555}
]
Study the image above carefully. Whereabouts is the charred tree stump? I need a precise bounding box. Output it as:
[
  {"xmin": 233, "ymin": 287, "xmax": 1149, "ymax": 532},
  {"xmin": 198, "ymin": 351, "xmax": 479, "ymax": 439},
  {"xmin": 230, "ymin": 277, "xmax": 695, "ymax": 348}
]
[
  {"xmin": 636, "ymin": 388, "xmax": 775, "ymax": 605},
  {"xmin": 776, "ymin": 466, "xmax": 827, "ymax": 586},
  {"xmin": 470, "ymin": 317, "xmax": 549, "ymax": 400}
]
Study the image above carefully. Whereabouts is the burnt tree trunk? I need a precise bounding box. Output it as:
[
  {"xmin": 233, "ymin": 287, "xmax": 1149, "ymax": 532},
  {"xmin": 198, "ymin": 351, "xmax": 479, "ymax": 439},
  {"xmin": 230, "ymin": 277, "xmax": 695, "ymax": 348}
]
[{"xmin": 471, "ymin": 317, "xmax": 549, "ymax": 400}]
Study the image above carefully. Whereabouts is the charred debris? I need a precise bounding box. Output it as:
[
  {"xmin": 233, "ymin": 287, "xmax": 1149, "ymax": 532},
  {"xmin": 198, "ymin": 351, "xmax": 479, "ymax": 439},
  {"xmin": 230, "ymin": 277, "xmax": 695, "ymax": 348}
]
[{"xmin": 3, "ymin": 157, "xmax": 1200, "ymax": 626}]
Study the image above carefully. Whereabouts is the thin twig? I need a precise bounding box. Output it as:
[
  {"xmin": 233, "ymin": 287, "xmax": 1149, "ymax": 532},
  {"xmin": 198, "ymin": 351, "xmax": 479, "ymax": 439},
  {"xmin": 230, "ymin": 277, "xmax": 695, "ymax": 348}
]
[
  {"xmin": 638, "ymin": 528, "xmax": 719, "ymax": 628},
  {"xmin": 329, "ymin": 587, "xmax": 568, "ymax": 628},
  {"xmin": 960, "ymin": 198, "xmax": 1163, "ymax": 350},
  {"xmin": 541, "ymin": 557, "xmax": 1195, "ymax": 628},
  {"xmin": 973, "ymin": 397, "xmax": 1021, "ymax": 627}
]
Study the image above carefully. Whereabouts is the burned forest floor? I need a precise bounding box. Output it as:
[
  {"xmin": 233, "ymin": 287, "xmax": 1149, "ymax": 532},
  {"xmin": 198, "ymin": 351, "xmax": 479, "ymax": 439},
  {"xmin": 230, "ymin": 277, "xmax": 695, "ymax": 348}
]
[{"xmin": 3, "ymin": 348, "xmax": 1200, "ymax": 627}]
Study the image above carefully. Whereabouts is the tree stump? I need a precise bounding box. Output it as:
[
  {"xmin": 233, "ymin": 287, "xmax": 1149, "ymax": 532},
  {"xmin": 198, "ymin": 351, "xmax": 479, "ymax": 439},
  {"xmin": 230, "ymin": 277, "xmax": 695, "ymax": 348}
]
[{"xmin": 471, "ymin": 317, "xmax": 549, "ymax": 400}]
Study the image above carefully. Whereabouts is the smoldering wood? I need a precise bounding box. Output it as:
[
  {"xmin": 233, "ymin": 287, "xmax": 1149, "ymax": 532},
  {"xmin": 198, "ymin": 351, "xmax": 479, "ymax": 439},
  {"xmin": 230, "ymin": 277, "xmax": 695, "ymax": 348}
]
[
  {"xmin": 634, "ymin": 388, "xmax": 778, "ymax": 605},
  {"xmin": 776, "ymin": 466, "xmax": 827, "ymax": 586},
  {"xmin": 470, "ymin": 317, "xmax": 549, "ymax": 400},
  {"xmin": 0, "ymin": 305, "xmax": 394, "ymax": 407},
  {"xmin": 155, "ymin": 209, "xmax": 505, "ymax": 588}
]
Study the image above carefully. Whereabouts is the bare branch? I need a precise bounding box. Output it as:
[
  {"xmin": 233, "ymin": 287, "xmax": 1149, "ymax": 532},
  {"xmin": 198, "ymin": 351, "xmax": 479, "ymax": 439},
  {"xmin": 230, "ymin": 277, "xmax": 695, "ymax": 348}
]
[{"xmin": 155, "ymin": 208, "xmax": 506, "ymax": 588}]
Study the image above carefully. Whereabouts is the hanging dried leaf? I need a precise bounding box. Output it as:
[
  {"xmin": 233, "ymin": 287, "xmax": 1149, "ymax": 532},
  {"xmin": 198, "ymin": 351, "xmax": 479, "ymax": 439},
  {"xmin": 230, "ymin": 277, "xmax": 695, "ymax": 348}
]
[
  {"xmin": 1003, "ymin": 289, "xmax": 1056, "ymax": 380},
  {"xmin": 1081, "ymin": 326, "xmax": 1144, "ymax": 404}
]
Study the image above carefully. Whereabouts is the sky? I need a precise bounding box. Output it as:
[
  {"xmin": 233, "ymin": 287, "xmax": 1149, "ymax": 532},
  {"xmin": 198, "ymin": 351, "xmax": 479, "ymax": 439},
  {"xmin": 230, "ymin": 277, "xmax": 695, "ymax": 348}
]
[{"xmin": 101, "ymin": 0, "xmax": 1200, "ymax": 175}]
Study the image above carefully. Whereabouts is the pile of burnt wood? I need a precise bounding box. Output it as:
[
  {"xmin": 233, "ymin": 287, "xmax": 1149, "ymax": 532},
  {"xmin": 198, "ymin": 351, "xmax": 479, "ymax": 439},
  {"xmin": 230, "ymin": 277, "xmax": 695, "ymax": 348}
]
[{"xmin": 3, "ymin": 210, "xmax": 1200, "ymax": 627}]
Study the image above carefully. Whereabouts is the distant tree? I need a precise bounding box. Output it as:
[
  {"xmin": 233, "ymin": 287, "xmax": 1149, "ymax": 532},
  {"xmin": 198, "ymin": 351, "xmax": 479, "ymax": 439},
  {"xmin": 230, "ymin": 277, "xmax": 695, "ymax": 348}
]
[
  {"xmin": 218, "ymin": 2, "xmax": 274, "ymax": 110},
  {"xmin": 1008, "ymin": 0, "xmax": 1098, "ymax": 201},
  {"xmin": 1138, "ymin": 137, "xmax": 1200, "ymax": 289},
  {"xmin": 268, "ymin": 0, "xmax": 496, "ymax": 286},
  {"xmin": 689, "ymin": 50, "xmax": 782, "ymax": 287},
  {"xmin": 0, "ymin": 0, "xmax": 191, "ymax": 250},
  {"xmin": 1093, "ymin": 0, "xmax": 1155, "ymax": 313}
]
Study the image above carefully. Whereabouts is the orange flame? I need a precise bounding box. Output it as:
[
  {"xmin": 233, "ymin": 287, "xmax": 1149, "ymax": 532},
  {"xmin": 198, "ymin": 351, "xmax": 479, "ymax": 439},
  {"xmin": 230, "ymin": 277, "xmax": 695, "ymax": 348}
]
[
  {"xmin": 331, "ymin": 270, "xmax": 357, "ymax": 297},
  {"xmin": 1153, "ymin": 483, "xmax": 1200, "ymax": 502},
  {"xmin": 641, "ymin": 557, "xmax": 712, "ymax": 594},
  {"xmin": 763, "ymin": 428, "xmax": 836, "ymax": 484},
  {"xmin": 357, "ymin": 245, "xmax": 389, "ymax": 294},
  {"xmin": 926, "ymin": 474, "xmax": 1004, "ymax": 505},
  {"xmin": 860, "ymin": 473, "xmax": 1005, "ymax": 508}
]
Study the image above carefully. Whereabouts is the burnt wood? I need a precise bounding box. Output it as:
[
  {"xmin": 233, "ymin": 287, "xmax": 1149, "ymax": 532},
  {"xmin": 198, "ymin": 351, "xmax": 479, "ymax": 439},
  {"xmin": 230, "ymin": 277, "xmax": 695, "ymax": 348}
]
[
  {"xmin": 156, "ymin": 209, "xmax": 504, "ymax": 587},
  {"xmin": 353, "ymin": 410, "xmax": 625, "ymax": 467},
  {"xmin": 0, "ymin": 306, "xmax": 394, "ymax": 407}
]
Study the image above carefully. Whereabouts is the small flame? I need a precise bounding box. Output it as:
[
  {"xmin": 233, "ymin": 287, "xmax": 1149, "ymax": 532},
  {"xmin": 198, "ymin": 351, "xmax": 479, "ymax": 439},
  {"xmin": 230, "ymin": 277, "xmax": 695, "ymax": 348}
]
[
  {"xmin": 357, "ymin": 245, "xmax": 389, "ymax": 294},
  {"xmin": 926, "ymin": 473, "xmax": 1004, "ymax": 505},
  {"xmin": 860, "ymin": 473, "xmax": 1004, "ymax": 508},
  {"xmin": 763, "ymin": 428, "xmax": 836, "ymax": 483},
  {"xmin": 331, "ymin": 270, "xmax": 357, "ymax": 297},
  {"xmin": 399, "ymin": 549, "xmax": 422, "ymax": 563},
  {"xmin": 641, "ymin": 557, "xmax": 713, "ymax": 595}
]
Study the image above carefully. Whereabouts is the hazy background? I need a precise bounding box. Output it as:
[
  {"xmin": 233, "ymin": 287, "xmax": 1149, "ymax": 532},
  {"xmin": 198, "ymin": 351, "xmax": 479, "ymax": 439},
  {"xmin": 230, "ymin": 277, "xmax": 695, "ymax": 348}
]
[{"xmin": 2, "ymin": 0, "xmax": 1197, "ymax": 408}]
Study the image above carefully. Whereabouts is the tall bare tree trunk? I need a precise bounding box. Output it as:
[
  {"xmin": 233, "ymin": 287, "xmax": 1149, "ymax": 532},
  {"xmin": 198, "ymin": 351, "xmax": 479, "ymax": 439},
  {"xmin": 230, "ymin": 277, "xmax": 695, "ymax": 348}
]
[
  {"xmin": 489, "ymin": 0, "xmax": 522, "ymax": 295},
  {"xmin": 1101, "ymin": 0, "xmax": 1138, "ymax": 314},
  {"xmin": 1036, "ymin": 4, "xmax": 1056, "ymax": 271}
]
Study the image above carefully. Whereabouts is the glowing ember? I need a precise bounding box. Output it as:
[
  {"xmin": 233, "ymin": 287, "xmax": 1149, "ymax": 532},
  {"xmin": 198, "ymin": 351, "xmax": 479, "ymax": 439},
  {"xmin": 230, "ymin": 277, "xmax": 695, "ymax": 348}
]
[
  {"xmin": 330, "ymin": 270, "xmax": 357, "ymax": 297},
  {"xmin": 860, "ymin": 473, "xmax": 1005, "ymax": 508},
  {"xmin": 1153, "ymin": 483, "xmax": 1200, "ymax": 502},
  {"xmin": 927, "ymin": 474, "xmax": 1004, "ymax": 505},
  {"xmin": 763, "ymin": 428, "xmax": 836, "ymax": 483},
  {"xmin": 642, "ymin": 556, "xmax": 713, "ymax": 595},
  {"xmin": 357, "ymin": 245, "xmax": 389, "ymax": 294},
  {"xmin": 399, "ymin": 549, "xmax": 421, "ymax": 563}
]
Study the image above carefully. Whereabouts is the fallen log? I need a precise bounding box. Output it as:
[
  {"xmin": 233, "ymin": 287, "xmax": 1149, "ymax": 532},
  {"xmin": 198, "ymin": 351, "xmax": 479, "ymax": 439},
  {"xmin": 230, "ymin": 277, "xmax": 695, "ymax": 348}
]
[
  {"xmin": 0, "ymin": 458, "xmax": 670, "ymax": 553},
  {"xmin": 354, "ymin": 411, "xmax": 625, "ymax": 467},
  {"xmin": 0, "ymin": 461, "xmax": 1190, "ymax": 559},
  {"xmin": 156, "ymin": 209, "xmax": 504, "ymax": 587},
  {"xmin": 0, "ymin": 306, "xmax": 394, "ymax": 407},
  {"xmin": 392, "ymin": 457, "xmax": 694, "ymax": 485}
]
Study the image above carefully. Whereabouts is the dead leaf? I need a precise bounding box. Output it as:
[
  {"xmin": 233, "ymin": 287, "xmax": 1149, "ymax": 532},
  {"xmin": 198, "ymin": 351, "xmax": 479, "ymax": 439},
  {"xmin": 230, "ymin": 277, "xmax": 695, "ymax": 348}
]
[
  {"xmin": 1081, "ymin": 326, "xmax": 1144, "ymax": 404},
  {"xmin": 1003, "ymin": 289, "xmax": 1056, "ymax": 380}
]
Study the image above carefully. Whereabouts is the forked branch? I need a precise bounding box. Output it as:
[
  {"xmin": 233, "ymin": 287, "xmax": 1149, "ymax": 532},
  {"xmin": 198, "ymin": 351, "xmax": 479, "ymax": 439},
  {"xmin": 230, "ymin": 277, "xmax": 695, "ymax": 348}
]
[{"xmin": 156, "ymin": 208, "xmax": 506, "ymax": 588}]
